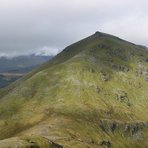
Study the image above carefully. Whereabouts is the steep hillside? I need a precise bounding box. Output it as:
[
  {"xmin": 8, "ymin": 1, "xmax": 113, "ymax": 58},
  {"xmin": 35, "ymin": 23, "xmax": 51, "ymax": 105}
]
[{"xmin": 0, "ymin": 32, "xmax": 148, "ymax": 148}]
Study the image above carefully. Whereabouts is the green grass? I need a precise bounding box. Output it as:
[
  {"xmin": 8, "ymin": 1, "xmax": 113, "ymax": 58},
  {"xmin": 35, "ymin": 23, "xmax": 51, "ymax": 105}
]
[{"xmin": 0, "ymin": 32, "xmax": 148, "ymax": 147}]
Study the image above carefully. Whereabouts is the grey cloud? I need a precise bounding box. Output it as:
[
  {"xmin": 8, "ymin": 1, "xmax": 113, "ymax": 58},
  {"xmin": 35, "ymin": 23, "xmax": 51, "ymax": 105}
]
[{"xmin": 0, "ymin": 0, "xmax": 148, "ymax": 57}]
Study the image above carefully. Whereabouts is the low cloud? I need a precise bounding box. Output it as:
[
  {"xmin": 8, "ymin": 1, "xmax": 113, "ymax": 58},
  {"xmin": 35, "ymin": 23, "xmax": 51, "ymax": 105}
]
[
  {"xmin": 35, "ymin": 46, "xmax": 61, "ymax": 56},
  {"xmin": 0, "ymin": 0, "xmax": 148, "ymax": 57}
]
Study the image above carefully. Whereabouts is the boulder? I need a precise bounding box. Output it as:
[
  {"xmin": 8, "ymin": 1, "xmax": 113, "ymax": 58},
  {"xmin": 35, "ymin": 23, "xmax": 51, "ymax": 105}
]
[{"xmin": 116, "ymin": 90, "xmax": 128, "ymax": 102}]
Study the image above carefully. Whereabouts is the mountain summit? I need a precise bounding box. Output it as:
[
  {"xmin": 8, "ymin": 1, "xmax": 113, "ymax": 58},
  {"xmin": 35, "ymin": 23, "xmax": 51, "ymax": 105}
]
[{"xmin": 0, "ymin": 32, "xmax": 148, "ymax": 147}]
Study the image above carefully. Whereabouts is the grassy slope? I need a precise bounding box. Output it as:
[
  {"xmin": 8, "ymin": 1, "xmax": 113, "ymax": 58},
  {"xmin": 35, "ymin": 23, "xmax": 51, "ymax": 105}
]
[{"xmin": 0, "ymin": 32, "xmax": 148, "ymax": 147}]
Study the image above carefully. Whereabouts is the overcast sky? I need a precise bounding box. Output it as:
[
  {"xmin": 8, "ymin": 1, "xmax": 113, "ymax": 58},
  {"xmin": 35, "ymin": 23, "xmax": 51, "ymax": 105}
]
[{"xmin": 0, "ymin": 0, "xmax": 148, "ymax": 57}]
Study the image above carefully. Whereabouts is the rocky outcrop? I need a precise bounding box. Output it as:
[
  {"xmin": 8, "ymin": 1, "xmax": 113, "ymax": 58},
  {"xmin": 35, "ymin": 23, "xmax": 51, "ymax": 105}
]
[
  {"xmin": 135, "ymin": 63, "xmax": 148, "ymax": 82},
  {"xmin": 111, "ymin": 64, "xmax": 129, "ymax": 72},
  {"xmin": 109, "ymin": 48, "xmax": 131, "ymax": 61},
  {"xmin": 96, "ymin": 86, "xmax": 100, "ymax": 93},
  {"xmin": 99, "ymin": 119, "xmax": 120, "ymax": 133},
  {"xmin": 115, "ymin": 90, "xmax": 130, "ymax": 106},
  {"xmin": 116, "ymin": 90, "xmax": 128, "ymax": 102},
  {"xmin": 145, "ymin": 57, "xmax": 148, "ymax": 62},
  {"xmin": 99, "ymin": 119, "xmax": 148, "ymax": 139},
  {"xmin": 144, "ymin": 76, "xmax": 148, "ymax": 82},
  {"xmin": 100, "ymin": 72, "xmax": 110, "ymax": 81},
  {"xmin": 98, "ymin": 140, "xmax": 111, "ymax": 147}
]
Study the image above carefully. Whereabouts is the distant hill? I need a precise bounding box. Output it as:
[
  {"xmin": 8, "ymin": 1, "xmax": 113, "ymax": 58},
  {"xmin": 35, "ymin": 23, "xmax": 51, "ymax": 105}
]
[
  {"xmin": 0, "ymin": 55, "xmax": 52, "ymax": 73},
  {"xmin": 0, "ymin": 55, "xmax": 53, "ymax": 88},
  {"xmin": 0, "ymin": 32, "xmax": 147, "ymax": 147}
]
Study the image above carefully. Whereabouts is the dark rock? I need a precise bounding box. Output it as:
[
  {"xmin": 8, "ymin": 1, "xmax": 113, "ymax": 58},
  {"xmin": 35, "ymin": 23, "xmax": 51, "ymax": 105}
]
[
  {"xmin": 112, "ymin": 64, "xmax": 129, "ymax": 72},
  {"xmin": 99, "ymin": 119, "xmax": 148, "ymax": 140},
  {"xmin": 89, "ymin": 68, "xmax": 95, "ymax": 73},
  {"xmin": 145, "ymin": 57, "xmax": 148, "ymax": 62},
  {"xmin": 96, "ymin": 86, "xmax": 100, "ymax": 93},
  {"xmin": 116, "ymin": 91, "xmax": 128, "ymax": 102},
  {"xmin": 144, "ymin": 76, "xmax": 148, "ymax": 82},
  {"xmin": 144, "ymin": 69, "xmax": 148, "ymax": 82},
  {"xmin": 94, "ymin": 31, "xmax": 103, "ymax": 38},
  {"xmin": 124, "ymin": 123, "xmax": 143, "ymax": 136},
  {"xmin": 110, "ymin": 123, "xmax": 117, "ymax": 132},
  {"xmin": 124, "ymin": 124, "xmax": 130, "ymax": 133},
  {"xmin": 121, "ymin": 66, "xmax": 129, "ymax": 72},
  {"xmin": 109, "ymin": 48, "xmax": 130, "ymax": 61},
  {"xmin": 29, "ymin": 145, "xmax": 39, "ymax": 148},
  {"xmin": 135, "ymin": 63, "xmax": 145, "ymax": 76},
  {"xmin": 98, "ymin": 44, "xmax": 110, "ymax": 49},
  {"xmin": 98, "ymin": 140, "xmax": 111, "ymax": 147},
  {"xmin": 100, "ymin": 72, "xmax": 110, "ymax": 81},
  {"xmin": 99, "ymin": 119, "xmax": 118, "ymax": 133},
  {"xmin": 49, "ymin": 141, "xmax": 63, "ymax": 148}
]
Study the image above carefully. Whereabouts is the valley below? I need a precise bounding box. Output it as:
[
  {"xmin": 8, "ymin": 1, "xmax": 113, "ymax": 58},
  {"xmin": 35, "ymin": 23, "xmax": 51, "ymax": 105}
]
[{"xmin": 0, "ymin": 55, "xmax": 52, "ymax": 88}]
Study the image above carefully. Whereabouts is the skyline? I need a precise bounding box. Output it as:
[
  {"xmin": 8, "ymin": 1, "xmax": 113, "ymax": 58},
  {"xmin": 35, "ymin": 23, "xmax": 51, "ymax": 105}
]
[{"xmin": 0, "ymin": 0, "xmax": 148, "ymax": 57}]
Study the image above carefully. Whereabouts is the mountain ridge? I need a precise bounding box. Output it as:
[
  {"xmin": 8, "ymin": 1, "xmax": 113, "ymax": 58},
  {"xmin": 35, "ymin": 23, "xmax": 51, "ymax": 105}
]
[{"xmin": 0, "ymin": 32, "xmax": 148, "ymax": 147}]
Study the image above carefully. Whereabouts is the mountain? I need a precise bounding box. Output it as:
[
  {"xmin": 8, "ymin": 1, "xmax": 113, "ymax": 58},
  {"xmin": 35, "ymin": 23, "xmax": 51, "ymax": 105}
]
[
  {"xmin": 0, "ymin": 55, "xmax": 52, "ymax": 73},
  {"xmin": 0, "ymin": 32, "xmax": 147, "ymax": 147},
  {"xmin": 0, "ymin": 55, "xmax": 53, "ymax": 88}
]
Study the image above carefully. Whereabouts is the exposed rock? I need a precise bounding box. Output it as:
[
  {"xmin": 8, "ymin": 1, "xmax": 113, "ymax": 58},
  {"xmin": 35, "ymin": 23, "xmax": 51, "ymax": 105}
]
[
  {"xmin": 135, "ymin": 63, "xmax": 148, "ymax": 82},
  {"xmin": 109, "ymin": 48, "xmax": 130, "ymax": 61},
  {"xmin": 89, "ymin": 68, "xmax": 95, "ymax": 73},
  {"xmin": 28, "ymin": 144, "xmax": 39, "ymax": 148},
  {"xmin": 112, "ymin": 64, "xmax": 129, "ymax": 72},
  {"xmin": 99, "ymin": 119, "xmax": 119, "ymax": 133},
  {"xmin": 144, "ymin": 76, "xmax": 148, "ymax": 82},
  {"xmin": 145, "ymin": 57, "xmax": 148, "ymax": 62},
  {"xmin": 99, "ymin": 119, "xmax": 148, "ymax": 139},
  {"xmin": 88, "ymin": 56, "xmax": 97, "ymax": 64},
  {"xmin": 124, "ymin": 122, "xmax": 145, "ymax": 136},
  {"xmin": 98, "ymin": 140, "xmax": 111, "ymax": 147},
  {"xmin": 48, "ymin": 141, "xmax": 63, "ymax": 148},
  {"xmin": 100, "ymin": 72, "xmax": 110, "ymax": 81},
  {"xmin": 121, "ymin": 65, "xmax": 129, "ymax": 72},
  {"xmin": 116, "ymin": 90, "xmax": 128, "ymax": 102},
  {"xmin": 144, "ymin": 69, "xmax": 148, "ymax": 82},
  {"xmin": 135, "ymin": 63, "xmax": 145, "ymax": 76},
  {"xmin": 94, "ymin": 31, "xmax": 103, "ymax": 38},
  {"xmin": 96, "ymin": 86, "xmax": 100, "ymax": 93}
]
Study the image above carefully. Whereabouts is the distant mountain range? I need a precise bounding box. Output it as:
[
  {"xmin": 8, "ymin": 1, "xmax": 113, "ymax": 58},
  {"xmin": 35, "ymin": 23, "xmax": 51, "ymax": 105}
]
[
  {"xmin": 0, "ymin": 55, "xmax": 52, "ymax": 73},
  {"xmin": 0, "ymin": 55, "xmax": 53, "ymax": 88}
]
